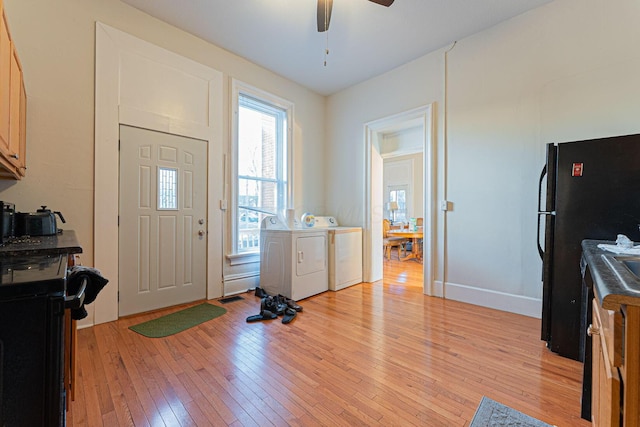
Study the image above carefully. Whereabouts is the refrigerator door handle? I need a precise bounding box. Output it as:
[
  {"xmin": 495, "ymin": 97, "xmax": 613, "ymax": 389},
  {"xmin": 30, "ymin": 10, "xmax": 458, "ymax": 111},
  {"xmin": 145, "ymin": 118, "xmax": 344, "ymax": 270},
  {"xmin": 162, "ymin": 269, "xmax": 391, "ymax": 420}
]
[
  {"xmin": 537, "ymin": 164, "xmax": 554, "ymax": 260},
  {"xmin": 537, "ymin": 164, "xmax": 546, "ymax": 214}
]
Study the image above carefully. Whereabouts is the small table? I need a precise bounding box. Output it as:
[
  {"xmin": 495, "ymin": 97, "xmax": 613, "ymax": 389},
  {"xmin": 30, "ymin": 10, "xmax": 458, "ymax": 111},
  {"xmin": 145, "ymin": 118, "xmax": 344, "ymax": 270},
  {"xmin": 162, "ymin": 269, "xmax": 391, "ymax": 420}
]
[{"xmin": 387, "ymin": 230, "xmax": 423, "ymax": 262}]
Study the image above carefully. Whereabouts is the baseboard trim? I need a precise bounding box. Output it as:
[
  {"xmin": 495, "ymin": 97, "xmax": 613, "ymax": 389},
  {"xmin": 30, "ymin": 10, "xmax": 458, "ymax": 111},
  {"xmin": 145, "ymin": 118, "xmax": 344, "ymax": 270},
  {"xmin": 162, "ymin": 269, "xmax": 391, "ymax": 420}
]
[
  {"xmin": 437, "ymin": 281, "xmax": 541, "ymax": 319},
  {"xmin": 223, "ymin": 273, "xmax": 259, "ymax": 296},
  {"xmin": 431, "ymin": 280, "xmax": 444, "ymax": 298}
]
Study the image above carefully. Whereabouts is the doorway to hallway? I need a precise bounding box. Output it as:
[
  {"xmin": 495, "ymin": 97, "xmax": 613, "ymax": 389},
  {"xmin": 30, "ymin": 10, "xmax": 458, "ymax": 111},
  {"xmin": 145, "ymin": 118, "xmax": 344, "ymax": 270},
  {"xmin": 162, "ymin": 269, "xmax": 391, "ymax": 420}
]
[{"xmin": 363, "ymin": 104, "xmax": 435, "ymax": 295}]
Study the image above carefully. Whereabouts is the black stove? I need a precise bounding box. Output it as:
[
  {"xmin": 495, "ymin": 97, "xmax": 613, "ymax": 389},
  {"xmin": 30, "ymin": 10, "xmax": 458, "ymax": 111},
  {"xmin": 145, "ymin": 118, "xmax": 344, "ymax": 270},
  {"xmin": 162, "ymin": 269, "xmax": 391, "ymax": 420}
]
[
  {"xmin": 0, "ymin": 253, "xmax": 67, "ymax": 426},
  {"xmin": 0, "ymin": 253, "xmax": 66, "ymax": 286}
]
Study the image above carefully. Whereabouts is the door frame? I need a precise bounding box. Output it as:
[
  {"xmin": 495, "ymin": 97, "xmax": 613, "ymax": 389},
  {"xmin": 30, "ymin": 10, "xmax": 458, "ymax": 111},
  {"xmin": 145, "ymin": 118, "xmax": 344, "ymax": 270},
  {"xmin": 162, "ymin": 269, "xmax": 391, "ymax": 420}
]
[
  {"xmin": 364, "ymin": 104, "xmax": 435, "ymax": 295},
  {"xmin": 94, "ymin": 23, "xmax": 224, "ymax": 324}
]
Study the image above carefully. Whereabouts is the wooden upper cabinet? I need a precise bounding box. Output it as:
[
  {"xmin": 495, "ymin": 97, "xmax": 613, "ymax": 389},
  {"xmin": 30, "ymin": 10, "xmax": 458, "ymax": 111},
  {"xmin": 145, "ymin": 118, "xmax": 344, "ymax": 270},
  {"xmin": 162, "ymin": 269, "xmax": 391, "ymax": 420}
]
[
  {"xmin": 9, "ymin": 44, "xmax": 23, "ymax": 171},
  {"xmin": 18, "ymin": 73, "xmax": 25, "ymax": 177},
  {"xmin": 0, "ymin": 10, "xmax": 10, "ymax": 153},
  {"xmin": 0, "ymin": 4, "xmax": 26, "ymax": 179}
]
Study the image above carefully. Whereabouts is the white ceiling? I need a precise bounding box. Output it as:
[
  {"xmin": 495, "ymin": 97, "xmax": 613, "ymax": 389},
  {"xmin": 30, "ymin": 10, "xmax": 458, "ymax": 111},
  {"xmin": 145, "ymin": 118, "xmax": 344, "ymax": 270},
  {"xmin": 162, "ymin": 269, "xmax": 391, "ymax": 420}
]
[{"xmin": 120, "ymin": 0, "xmax": 553, "ymax": 96}]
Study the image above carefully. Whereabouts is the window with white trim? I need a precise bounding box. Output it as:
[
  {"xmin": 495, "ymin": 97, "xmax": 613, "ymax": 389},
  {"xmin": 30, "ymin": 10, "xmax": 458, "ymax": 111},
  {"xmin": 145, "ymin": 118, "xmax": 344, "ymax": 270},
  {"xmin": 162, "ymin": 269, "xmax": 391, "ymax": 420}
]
[
  {"xmin": 389, "ymin": 186, "xmax": 408, "ymax": 223},
  {"xmin": 232, "ymin": 81, "xmax": 293, "ymax": 255}
]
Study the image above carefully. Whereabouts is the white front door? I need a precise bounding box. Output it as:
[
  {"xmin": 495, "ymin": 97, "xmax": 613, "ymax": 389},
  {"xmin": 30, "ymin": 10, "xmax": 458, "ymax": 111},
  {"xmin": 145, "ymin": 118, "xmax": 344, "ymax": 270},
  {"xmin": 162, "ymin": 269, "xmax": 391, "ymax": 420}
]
[{"xmin": 118, "ymin": 125, "xmax": 207, "ymax": 316}]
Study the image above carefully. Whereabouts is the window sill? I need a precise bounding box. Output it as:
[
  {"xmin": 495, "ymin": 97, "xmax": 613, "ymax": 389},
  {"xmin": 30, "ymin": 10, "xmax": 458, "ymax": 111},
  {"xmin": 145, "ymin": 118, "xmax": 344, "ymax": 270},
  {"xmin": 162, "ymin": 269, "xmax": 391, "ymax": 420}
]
[{"xmin": 226, "ymin": 252, "xmax": 260, "ymax": 266}]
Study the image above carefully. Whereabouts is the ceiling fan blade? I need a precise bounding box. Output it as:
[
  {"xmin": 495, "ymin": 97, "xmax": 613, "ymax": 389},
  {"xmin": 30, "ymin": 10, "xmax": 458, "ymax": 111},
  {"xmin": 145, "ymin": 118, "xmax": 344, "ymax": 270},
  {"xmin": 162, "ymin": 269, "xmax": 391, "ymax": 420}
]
[
  {"xmin": 317, "ymin": 0, "xmax": 333, "ymax": 32},
  {"xmin": 368, "ymin": 0, "xmax": 394, "ymax": 6}
]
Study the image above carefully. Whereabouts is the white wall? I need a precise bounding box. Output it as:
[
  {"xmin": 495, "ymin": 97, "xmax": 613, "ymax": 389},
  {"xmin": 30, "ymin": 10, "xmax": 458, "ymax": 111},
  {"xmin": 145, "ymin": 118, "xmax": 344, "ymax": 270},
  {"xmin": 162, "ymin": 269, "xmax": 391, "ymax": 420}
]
[
  {"xmin": 326, "ymin": 0, "xmax": 640, "ymax": 317},
  {"xmin": 381, "ymin": 126, "xmax": 423, "ymax": 156},
  {"xmin": 2, "ymin": 0, "xmax": 325, "ymax": 324}
]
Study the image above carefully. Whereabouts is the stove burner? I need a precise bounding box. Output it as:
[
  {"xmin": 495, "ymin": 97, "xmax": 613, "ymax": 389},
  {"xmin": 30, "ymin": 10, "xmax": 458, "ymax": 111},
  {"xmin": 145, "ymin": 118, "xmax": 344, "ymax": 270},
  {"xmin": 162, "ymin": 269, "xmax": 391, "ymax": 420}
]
[{"xmin": 0, "ymin": 236, "xmax": 43, "ymax": 247}]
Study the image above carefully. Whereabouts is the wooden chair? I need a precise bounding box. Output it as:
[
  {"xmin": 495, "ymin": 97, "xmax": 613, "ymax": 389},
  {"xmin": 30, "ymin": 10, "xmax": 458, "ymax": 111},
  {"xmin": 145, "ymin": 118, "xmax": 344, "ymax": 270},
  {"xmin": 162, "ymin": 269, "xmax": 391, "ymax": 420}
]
[
  {"xmin": 404, "ymin": 217, "xmax": 424, "ymax": 253},
  {"xmin": 415, "ymin": 217, "xmax": 424, "ymax": 253},
  {"xmin": 383, "ymin": 219, "xmax": 408, "ymax": 260}
]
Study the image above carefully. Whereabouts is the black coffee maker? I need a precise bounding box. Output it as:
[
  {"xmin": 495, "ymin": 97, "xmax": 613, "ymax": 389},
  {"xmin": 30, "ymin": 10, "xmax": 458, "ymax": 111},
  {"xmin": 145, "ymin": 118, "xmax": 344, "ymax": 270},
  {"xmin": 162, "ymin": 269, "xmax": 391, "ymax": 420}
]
[{"xmin": 0, "ymin": 201, "xmax": 15, "ymax": 244}]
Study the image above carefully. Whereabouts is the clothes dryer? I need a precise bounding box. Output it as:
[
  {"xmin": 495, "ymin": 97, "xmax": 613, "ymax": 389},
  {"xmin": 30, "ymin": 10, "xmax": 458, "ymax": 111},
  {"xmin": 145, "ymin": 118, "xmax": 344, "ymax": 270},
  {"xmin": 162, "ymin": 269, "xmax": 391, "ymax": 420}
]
[
  {"xmin": 259, "ymin": 215, "xmax": 328, "ymax": 301},
  {"xmin": 315, "ymin": 216, "xmax": 363, "ymax": 291}
]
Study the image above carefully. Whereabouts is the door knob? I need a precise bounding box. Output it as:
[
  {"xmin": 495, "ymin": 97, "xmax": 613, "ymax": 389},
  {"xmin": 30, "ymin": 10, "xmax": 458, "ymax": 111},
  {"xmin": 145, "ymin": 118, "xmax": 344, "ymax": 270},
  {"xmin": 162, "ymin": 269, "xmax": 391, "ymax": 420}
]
[
  {"xmin": 198, "ymin": 230, "xmax": 205, "ymax": 237},
  {"xmin": 587, "ymin": 324, "xmax": 599, "ymax": 336},
  {"xmin": 198, "ymin": 219, "xmax": 205, "ymax": 225}
]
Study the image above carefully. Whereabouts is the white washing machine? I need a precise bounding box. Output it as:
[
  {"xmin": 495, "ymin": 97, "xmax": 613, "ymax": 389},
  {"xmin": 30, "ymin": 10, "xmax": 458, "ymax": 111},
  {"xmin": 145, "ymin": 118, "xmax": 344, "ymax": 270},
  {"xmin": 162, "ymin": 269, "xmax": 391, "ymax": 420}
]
[
  {"xmin": 315, "ymin": 216, "xmax": 363, "ymax": 291},
  {"xmin": 259, "ymin": 215, "xmax": 328, "ymax": 301}
]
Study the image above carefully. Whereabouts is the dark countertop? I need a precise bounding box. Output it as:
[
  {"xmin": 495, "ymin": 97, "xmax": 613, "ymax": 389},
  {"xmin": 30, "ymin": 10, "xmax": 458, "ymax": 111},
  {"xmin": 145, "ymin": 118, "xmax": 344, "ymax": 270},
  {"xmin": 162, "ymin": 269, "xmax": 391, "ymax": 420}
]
[
  {"xmin": 0, "ymin": 230, "xmax": 82, "ymax": 257},
  {"xmin": 582, "ymin": 239, "xmax": 640, "ymax": 310}
]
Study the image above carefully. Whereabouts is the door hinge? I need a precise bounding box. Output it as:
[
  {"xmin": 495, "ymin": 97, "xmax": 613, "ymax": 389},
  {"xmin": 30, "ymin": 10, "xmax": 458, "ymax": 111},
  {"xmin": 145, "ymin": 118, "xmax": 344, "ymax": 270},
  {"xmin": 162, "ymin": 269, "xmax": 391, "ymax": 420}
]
[
  {"xmin": 117, "ymin": 215, "xmax": 120, "ymax": 226},
  {"xmin": 118, "ymin": 291, "xmax": 120, "ymax": 302}
]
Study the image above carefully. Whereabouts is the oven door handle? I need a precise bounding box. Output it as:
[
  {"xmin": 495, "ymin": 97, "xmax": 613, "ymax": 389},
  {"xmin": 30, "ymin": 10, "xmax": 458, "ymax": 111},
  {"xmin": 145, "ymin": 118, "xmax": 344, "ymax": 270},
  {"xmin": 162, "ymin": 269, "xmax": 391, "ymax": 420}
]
[{"xmin": 65, "ymin": 276, "xmax": 87, "ymax": 309}]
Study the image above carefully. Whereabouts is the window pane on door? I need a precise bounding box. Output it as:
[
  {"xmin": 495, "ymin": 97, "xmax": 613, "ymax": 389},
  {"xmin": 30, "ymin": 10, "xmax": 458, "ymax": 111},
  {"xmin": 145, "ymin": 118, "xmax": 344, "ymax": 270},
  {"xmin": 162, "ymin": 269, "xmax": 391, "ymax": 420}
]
[{"xmin": 158, "ymin": 167, "xmax": 178, "ymax": 210}]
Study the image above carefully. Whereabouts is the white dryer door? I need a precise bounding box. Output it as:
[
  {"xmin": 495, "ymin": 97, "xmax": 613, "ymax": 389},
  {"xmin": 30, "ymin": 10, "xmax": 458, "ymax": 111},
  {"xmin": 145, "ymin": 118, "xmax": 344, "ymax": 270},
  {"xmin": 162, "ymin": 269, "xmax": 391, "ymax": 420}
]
[{"xmin": 296, "ymin": 235, "xmax": 326, "ymax": 276}]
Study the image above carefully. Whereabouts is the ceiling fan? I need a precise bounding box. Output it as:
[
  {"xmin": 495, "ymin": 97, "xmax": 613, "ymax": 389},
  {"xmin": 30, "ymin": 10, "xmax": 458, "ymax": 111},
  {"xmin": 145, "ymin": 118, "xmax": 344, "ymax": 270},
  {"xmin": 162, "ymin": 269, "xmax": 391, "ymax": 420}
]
[{"xmin": 317, "ymin": 0, "xmax": 395, "ymax": 32}]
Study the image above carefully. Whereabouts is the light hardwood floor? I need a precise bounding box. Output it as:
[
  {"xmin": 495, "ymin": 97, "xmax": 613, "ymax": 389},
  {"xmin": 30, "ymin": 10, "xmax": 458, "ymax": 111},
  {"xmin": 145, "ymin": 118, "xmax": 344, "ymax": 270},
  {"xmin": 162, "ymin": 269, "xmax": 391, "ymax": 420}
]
[{"xmin": 68, "ymin": 257, "xmax": 591, "ymax": 426}]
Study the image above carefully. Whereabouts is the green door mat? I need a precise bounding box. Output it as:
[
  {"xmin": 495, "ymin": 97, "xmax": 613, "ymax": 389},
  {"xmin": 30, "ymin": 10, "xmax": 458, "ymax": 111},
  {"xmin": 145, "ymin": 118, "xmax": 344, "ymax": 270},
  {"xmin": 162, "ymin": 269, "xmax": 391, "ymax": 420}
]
[{"xmin": 129, "ymin": 303, "xmax": 227, "ymax": 338}]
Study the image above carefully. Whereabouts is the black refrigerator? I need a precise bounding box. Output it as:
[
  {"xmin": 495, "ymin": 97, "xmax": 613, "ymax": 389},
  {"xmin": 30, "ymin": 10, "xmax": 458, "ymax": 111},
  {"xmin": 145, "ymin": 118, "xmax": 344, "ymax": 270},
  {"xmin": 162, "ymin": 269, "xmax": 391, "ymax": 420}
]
[{"xmin": 538, "ymin": 133, "xmax": 640, "ymax": 362}]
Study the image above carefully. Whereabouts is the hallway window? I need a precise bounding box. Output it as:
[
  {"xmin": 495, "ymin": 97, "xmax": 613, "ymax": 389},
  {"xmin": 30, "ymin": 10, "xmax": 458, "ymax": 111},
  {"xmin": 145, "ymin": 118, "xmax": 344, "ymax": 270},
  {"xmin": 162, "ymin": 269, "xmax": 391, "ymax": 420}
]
[
  {"xmin": 389, "ymin": 188, "xmax": 407, "ymax": 223},
  {"xmin": 232, "ymin": 81, "xmax": 293, "ymax": 255}
]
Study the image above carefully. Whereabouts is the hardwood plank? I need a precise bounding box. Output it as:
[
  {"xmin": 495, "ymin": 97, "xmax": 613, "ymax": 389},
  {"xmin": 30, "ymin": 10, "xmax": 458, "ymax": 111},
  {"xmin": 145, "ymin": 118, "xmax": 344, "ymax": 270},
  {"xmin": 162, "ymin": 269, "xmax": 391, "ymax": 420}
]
[{"xmin": 69, "ymin": 258, "xmax": 590, "ymax": 426}]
